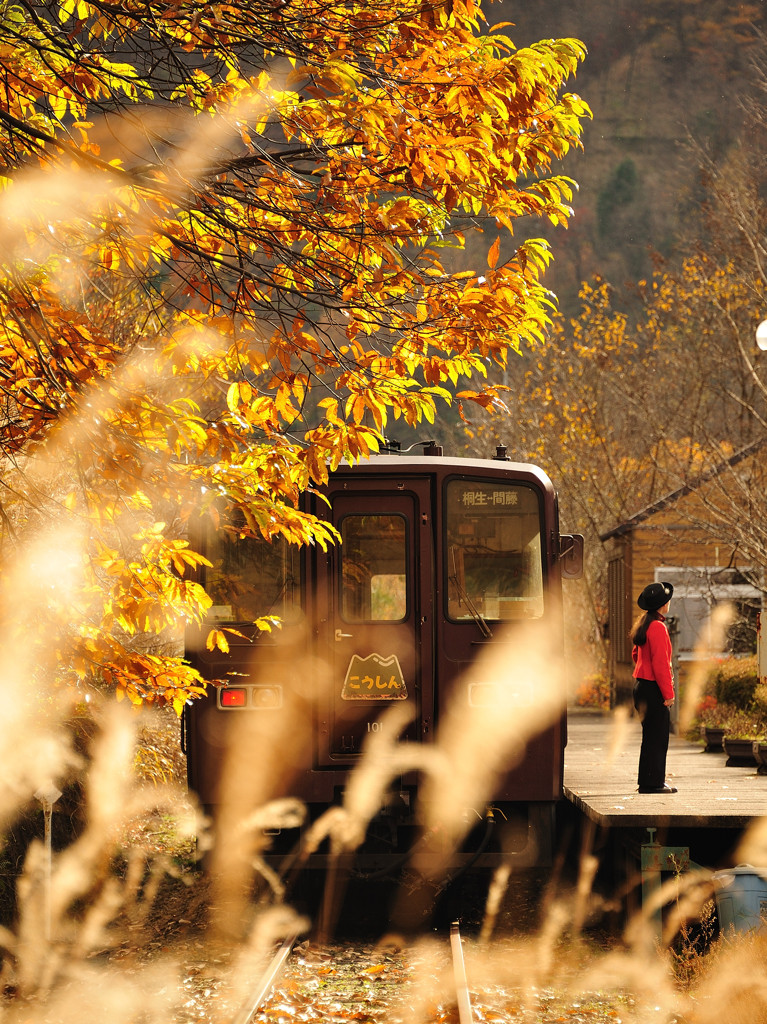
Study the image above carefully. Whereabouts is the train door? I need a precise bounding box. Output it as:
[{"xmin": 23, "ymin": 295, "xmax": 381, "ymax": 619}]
[{"xmin": 315, "ymin": 479, "xmax": 433, "ymax": 765}]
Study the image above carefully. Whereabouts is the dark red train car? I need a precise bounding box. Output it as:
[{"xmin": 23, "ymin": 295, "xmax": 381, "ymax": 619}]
[{"xmin": 183, "ymin": 445, "xmax": 583, "ymax": 871}]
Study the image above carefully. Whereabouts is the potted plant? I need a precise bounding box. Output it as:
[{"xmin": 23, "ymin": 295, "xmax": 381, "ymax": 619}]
[
  {"xmin": 696, "ymin": 696, "xmax": 734, "ymax": 753},
  {"xmin": 751, "ymin": 684, "xmax": 767, "ymax": 774},
  {"xmin": 752, "ymin": 738, "xmax": 767, "ymax": 775},
  {"xmin": 720, "ymin": 708, "xmax": 767, "ymax": 768}
]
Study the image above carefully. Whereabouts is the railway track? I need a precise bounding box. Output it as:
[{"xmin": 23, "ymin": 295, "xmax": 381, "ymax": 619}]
[
  {"xmin": 230, "ymin": 931, "xmax": 303, "ymax": 1024},
  {"xmin": 231, "ymin": 923, "xmax": 477, "ymax": 1024}
]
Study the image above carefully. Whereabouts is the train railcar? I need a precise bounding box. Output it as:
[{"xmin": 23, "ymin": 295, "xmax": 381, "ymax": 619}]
[{"xmin": 182, "ymin": 444, "xmax": 583, "ymax": 872}]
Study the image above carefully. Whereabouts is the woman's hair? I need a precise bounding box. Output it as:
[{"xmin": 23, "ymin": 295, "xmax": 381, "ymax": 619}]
[{"xmin": 630, "ymin": 609, "xmax": 660, "ymax": 647}]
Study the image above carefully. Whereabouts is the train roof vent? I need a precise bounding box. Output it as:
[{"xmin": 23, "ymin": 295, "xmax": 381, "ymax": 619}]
[{"xmin": 493, "ymin": 445, "xmax": 511, "ymax": 461}]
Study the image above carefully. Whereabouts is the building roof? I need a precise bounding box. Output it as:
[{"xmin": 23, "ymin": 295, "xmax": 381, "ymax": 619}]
[{"xmin": 599, "ymin": 437, "xmax": 767, "ymax": 542}]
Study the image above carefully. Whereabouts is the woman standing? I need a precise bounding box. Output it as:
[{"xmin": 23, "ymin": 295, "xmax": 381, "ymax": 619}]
[{"xmin": 631, "ymin": 581, "xmax": 677, "ymax": 794}]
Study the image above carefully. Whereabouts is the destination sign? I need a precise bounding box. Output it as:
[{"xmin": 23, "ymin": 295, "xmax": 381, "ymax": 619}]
[{"xmin": 459, "ymin": 487, "xmax": 520, "ymax": 508}]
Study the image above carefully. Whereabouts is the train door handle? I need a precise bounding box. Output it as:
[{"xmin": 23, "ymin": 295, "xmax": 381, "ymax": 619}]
[{"xmin": 335, "ymin": 629, "xmax": 353, "ymax": 642}]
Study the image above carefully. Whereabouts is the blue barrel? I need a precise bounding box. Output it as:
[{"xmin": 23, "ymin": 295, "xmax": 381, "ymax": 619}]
[{"xmin": 713, "ymin": 866, "xmax": 767, "ymax": 934}]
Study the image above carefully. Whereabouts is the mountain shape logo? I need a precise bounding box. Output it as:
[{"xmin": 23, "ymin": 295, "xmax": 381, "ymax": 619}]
[{"xmin": 341, "ymin": 653, "xmax": 408, "ymax": 700}]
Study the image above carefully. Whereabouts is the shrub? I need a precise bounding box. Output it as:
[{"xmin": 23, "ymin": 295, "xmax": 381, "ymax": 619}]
[
  {"xmin": 134, "ymin": 709, "xmax": 187, "ymax": 786},
  {"xmin": 697, "ymin": 698, "xmax": 740, "ymax": 731},
  {"xmin": 719, "ymin": 706, "xmax": 767, "ymax": 740},
  {"xmin": 710, "ymin": 655, "xmax": 759, "ymax": 709},
  {"xmin": 752, "ymin": 682, "xmax": 767, "ymax": 720},
  {"xmin": 697, "ymin": 695, "xmax": 718, "ymax": 718},
  {"xmin": 574, "ymin": 672, "xmax": 610, "ymax": 710}
]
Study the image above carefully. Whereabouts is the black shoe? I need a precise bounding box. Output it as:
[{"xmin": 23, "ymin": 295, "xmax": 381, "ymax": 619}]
[{"xmin": 638, "ymin": 784, "xmax": 677, "ymax": 794}]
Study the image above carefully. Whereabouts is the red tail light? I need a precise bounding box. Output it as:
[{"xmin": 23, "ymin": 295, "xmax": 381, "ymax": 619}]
[{"xmin": 220, "ymin": 688, "xmax": 247, "ymax": 708}]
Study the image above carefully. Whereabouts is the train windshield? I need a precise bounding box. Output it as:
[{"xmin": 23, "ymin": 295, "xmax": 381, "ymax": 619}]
[
  {"xmin": 203, "ymin": 522, "xmax": 302, "ymax": 624},
  {"xmin": 340, "ymin": 514, "xmax": 408, "ymax": 622},
  {"xmin": 445, "ymin": 479, "xmax": 544, "ymax": 622}
]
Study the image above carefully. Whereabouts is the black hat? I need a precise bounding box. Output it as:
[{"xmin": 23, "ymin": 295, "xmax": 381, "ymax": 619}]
[{"xmin": 637, "ymin": 581, "xmax": 674, "ymax": 611}]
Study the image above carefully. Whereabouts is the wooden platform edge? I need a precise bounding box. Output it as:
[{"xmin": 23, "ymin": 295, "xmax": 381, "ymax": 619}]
[{"xmin": 562, "ymin": 785, "xmax": 755, "ymax": 830}]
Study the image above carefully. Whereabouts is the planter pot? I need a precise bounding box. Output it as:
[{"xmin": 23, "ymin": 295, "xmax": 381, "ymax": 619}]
[
  {"xmin": 752, "ymin": 741, "xmax": 767, "ymax": 776},
  {"xmin": 723, "ymin": 736, "xmax": 758, "ymax": 768},
  {"xmin": 701, "ymin": 726, "xmax": 725, "ymax": 753}
]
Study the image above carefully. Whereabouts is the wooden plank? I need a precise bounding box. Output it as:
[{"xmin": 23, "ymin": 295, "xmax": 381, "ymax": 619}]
[{"xmin": 564, "ymin": 711, "xmax": 766, "ymax": 828}]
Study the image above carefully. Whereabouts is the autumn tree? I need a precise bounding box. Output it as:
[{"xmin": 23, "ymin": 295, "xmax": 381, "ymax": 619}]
[{"xmin": 0, "ymin": 1, "xmax": 590, "ymax": 707}]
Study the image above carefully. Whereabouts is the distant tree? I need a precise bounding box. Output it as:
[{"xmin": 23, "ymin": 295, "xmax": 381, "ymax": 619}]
[{"xmin": 0, "ymin": 1, "xmax": 590, "ymax": 707}]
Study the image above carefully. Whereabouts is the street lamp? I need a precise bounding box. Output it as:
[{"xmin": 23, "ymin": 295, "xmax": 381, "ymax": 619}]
[{"xmin": 757, "ymin": 319, "xmax": 767, "ymax": 351}]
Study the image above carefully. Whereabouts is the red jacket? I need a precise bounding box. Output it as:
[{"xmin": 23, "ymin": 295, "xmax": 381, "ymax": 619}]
[{"xmin": 632, "ymin": 616, "xmax": 675, "ymax": 700}]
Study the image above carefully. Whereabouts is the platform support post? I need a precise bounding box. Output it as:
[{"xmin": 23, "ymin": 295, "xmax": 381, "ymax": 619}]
[
  {"xmin": 641, "ymin": 828, "xmax": 662, "ymax": 935},
  {"xmin": 640, "ymin": 827, "xmax": 691, "ymax": 939}
]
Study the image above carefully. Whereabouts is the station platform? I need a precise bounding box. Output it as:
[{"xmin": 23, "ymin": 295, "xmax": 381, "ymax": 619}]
[{"xmin": 564, "ymin": 710, "xmax": 766, "ymax": 830}]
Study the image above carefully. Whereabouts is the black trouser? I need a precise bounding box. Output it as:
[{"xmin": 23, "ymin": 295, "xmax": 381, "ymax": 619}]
[{"xmin": 633, "ymin": 677, "xmax": 669, "ymax": 789}]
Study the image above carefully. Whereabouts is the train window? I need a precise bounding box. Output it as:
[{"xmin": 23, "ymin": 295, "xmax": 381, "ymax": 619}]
[
  {"xmin": 340, "ymin": 514, "xmax": 408, "ymax": 622},
  {"xmin": 204, "ymin": 525, "xmax": 302, "ymax": 625},
  {"xmin": 445, "ymin": 480, "xmax": 544, "ymax": 622}
]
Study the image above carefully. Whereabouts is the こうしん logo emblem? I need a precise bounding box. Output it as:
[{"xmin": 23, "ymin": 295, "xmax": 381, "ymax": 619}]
[{"xmin": 341, "ymin": 653, "xmax": 408, "ymax": 700}]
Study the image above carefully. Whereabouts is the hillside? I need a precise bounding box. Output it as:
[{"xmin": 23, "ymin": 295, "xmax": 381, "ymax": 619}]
[{"xmin": 479, "ymin": 0, "xmax": 766, "ymax": 314}]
